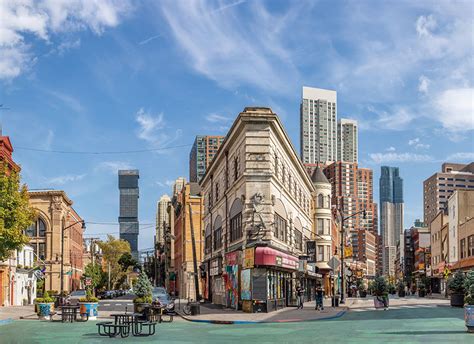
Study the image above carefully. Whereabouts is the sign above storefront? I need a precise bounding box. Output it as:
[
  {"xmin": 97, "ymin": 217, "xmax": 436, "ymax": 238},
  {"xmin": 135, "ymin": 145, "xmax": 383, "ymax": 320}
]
[
  {"xmin": 243, "ymin": 248, "xmax": 255, "ymax": 269},
  {"xmin": 225, "ymin": 251, "xmax": 241, "ymax": 266},
  {"xmin": 255, "ymin": 247, "xmax": 298, "ymax": 270}
]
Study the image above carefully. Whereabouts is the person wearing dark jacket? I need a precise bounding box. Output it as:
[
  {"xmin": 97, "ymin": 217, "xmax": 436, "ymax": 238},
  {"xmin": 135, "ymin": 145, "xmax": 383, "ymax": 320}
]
[{"xmin": 296, "ymin": 286, "xmax": 305, "ymax": 309}]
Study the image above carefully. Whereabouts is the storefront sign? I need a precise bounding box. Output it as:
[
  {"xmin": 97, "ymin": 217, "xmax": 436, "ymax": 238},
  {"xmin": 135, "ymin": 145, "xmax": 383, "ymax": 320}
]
[
  {"xmin": 241, "ymin": 269, "xmax": 252, "ymax": 301},
  {"xmin": 298, "ymin": 260, "xmax": 307, "ymax": 272},
  {"xmin": 225, "ymin": 251, "xmax": 241, "ymax": 266},
  {"xmin": 210, "ymin": 258, "xmax": 222, "ymax": 276},
  {"xmin": 243, "ymin": 248, "xmax": 255, "ymax": 269},
  {"xmin": 306, "ymin": 241, "xmax": 316, "ymax": 263}
]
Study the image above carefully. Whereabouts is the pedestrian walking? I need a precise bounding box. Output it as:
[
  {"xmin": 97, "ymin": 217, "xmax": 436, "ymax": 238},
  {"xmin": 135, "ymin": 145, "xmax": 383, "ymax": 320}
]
[
  {"xmin": 296, "ymin": 285, "xmax": 304, "ymax": 309},
  {"xmin": 315, "ymin": 286, "xmax": 324, "ymax": 311}
]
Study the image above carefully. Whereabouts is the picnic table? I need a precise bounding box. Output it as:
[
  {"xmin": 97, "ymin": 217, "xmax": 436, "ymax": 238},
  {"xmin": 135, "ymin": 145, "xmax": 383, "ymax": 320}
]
[
  {"xmin": 97, "ymin": 313, "xmax": 156, "ymax": 338},
  {"xmin": 60, "ymin": 305, "xmax": 81, "ymax": 323}
]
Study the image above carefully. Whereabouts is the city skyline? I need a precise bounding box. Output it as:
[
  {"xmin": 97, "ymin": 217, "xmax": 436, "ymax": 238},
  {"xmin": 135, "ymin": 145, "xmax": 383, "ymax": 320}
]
[{"xmin": 0, "ymin": 1, "xmax": 472, "ymax": 251}]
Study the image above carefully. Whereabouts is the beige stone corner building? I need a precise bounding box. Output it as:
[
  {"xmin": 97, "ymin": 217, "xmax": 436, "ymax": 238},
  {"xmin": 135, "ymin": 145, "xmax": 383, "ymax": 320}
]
[
  {"xmin": 27, "ymin": 190, "xmax": 84, "ymax": 294},
  {"xmin": 201, "ymin": 107, "xmax": 333, "ymax": 312}
]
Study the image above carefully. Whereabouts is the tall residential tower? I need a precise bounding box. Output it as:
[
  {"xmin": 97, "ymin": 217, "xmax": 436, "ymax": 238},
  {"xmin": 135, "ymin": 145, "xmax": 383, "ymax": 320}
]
[
  {"xmin": 118, "ymin": 170, "xmax": 139, "ymax": 259},
  {"xmin": 156, "ymin": 194, "xmax": 171, "ymax": 245},
  {"xmin": 189, "ymin": 136, "xmax": 225, "ymax": 183},
  {"xmin": 300, "ymin": 86, "xmax": 337, "ymax": 164},
  {"xmin": 337, "ymin": 119, "xmax": 358, "ymax": 163}
]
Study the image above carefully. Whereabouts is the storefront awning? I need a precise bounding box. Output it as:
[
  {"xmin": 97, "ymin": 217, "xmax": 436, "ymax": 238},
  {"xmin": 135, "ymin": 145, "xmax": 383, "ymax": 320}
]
[
  {"xmin": 255, "ymin": 247, "xmax": 298, "ymax": 270},
  {"xmin": 315, "ymin": 262, "xmax": 332, "ymax": 270}
]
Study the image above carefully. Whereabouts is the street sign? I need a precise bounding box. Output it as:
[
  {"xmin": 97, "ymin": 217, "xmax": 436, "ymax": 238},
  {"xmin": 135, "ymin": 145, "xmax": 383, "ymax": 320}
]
[
  {"xmin": 33, "ymin": 270, "xmax": 44, "ymax": 280},
  {"xmin": 85, "ymin": 278, "xmax": 92, "ymax": 286},
  {"xmin": 306, "ymin": 241, "xmax": 316, "ymax": 263},
  {"xmin": 328, "ymin": 256, "xmax": 340, "ymax": 271}
]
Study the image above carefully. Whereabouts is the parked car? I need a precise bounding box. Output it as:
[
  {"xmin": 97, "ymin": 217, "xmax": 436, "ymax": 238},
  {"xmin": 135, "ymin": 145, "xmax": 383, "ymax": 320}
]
[
  {"xmin": 66, "ymin": 290, "xmax": 87, "ymax": 305},
  {"xmin": 152, "ymin": 287, "xmax": 175, "ymax": 311}
]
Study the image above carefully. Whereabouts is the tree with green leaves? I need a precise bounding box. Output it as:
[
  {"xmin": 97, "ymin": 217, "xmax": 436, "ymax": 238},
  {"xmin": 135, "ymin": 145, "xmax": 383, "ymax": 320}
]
[
  {"xmin": 118, "ymin": 252, "xmax": 139, "ymax": 272},
  {"xmin": 83, "ymin": 263, "xmax": 106, "ymax": 292},
  {"xmin": 0, "ymin": 163, "xmax": 35, "ymax": 261},
  {"xmin": 97, "ymin": 235, "xmax": 131, "ymax": 289}
]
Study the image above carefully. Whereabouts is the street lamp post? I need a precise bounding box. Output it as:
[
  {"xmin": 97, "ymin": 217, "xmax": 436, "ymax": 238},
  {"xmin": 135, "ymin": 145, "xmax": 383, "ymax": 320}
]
[
  {"xmin": 339, "ymin": 209, "xmax": 366, "ymax": 304},
  {"xmin": 60, "ymin": 220, "xmax": 86, "ymax": 303}
]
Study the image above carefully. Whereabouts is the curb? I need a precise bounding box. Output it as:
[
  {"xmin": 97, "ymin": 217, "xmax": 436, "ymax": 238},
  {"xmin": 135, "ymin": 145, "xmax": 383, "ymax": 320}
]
[
  {"xmin": 176, "ymin": 309, "xmax": 347, "ymax": 325},
  {"xmin": 0, "ymin": 318, "xmax": 13, "ymax": 326}
]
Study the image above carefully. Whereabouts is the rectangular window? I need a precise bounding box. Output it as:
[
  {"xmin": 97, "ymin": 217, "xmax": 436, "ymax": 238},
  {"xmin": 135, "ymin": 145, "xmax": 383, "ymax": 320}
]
[
  {"xmin": 213, "ymin": 227, "xmax": 222, "ymax": 250},
  {"xmin": 38, "ymin": 243, "xmax": 46, "ymax": 260},
  {"xmin": 317, "ymin": 219, "xmax": 324, "ymax": 235},
  {"xmin": 295, "ymin": 231, "xmax": 302, "ymax": 251},
  {"xmin": 230, "ymin": 213, "xmax": 242, "ymax": 243},
  {"xmin": 469, "ymin": 235, "xmax": 474, "ymax": 257},
  {"xmin": 205, "ymin": 235, "xmax": 212, "ymax": 254},
  {"xmin": 317, "ymin": 245, "xmax": 324, "ymax": 261},
  {"xmin": 274, "ymin": 214, "xmax": 287, "ymax": 242},
  {"xmin": 461, "ymin": 238, "xmax": 466, "ymax": 259}
]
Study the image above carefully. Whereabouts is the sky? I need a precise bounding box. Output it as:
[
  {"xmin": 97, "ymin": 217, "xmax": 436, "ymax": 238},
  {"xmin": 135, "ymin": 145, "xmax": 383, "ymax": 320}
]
[{"xmin": 0, "ymin": 0, "xmax": 473, "ymax": 252}]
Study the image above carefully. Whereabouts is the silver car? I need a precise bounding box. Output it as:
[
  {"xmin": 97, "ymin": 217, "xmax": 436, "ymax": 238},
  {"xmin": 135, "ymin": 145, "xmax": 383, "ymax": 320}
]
[{"xmin": 67, "ymin": 290, "xmax": 86, "ymax": 305}]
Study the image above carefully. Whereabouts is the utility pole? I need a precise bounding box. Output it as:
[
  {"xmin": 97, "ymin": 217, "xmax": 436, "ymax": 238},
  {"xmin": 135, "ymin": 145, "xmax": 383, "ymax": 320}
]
[
  {"xmin": 154, "ymin": 235, "xmax": 158, "ymax": 286},
  {"xmin": 108, "ymin": 261, "xmax": 111, "ymax": 290},
  {"xmin": 188, "ymin": 204, "xmax": 201, "ymax": 301}
]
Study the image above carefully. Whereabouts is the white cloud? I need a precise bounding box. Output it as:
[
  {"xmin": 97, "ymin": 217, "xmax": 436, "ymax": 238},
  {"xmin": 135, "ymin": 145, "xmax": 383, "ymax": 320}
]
[
  {"xmin": 138, "ymin": 34, "xmax": 161, "ymax": 45},
  {"xmin": 408, "ymin": 137, "xmax": 430, "ymax": 150},
  {"xmin": 416, "ymin": 15, "xmax": 437, "ymax": 37},
  {"xmin": 369, "ymin": 152, "xmax": 433, "ymax": 164},
  {"xmin": 135, "ymin": 108, "xmax": 182, "ymax": 148},
  {"xmin": 46, "ymin": 89, "xmax": 84, "ymax": 113},
  {"xmin": 418, "ymin": 75, "xmax": 430, "ymax": 94},
  {"xmin": 206, "ymin": 113, "xmax": 231, "ymax": 123},
  {"xmin": 46, "ymin": 174, "xmax": 86, "ymax": 185},
  {"xmin": 434, "ymin": 88, "xmax": 474, "ymax": 132},
  {"xmin": 372, "ymin": 107, "xmax": 415, "ymax": 131},
  {"xmin": 0, "ymin": 0, "xmax": 131, "ymax": 80},
  {"xmin": 386, "ymin": 146, "xmax": 396, "ymax": 152},
  {"xmin": 97, "ymin": 161, "xmax": 133, "ymax": 174},
  {"xmin": 160, "ymin": 0, "xmax": 300, "ymax": 94},
  {"xmin": 155, "ymin": 180, "xmax": 175, "ymax": 188},
  {"xmin": 446, "ymin": 152, "xmax": 474, "ymax": 162}
]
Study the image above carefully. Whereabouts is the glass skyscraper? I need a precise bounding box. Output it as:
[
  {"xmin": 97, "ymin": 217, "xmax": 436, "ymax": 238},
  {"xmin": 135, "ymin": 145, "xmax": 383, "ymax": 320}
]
[
  {"xmin": 118, "ymin": 170, "xmax": 139, "ymax": 259},
  {"xmin": 379, "ymin": 166, "xmax": 404, "ymax": 277}
]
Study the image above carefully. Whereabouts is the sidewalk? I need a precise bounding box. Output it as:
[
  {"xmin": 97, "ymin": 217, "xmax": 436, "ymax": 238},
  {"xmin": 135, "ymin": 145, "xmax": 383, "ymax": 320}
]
[
  {"xmin": 179, "ymin": 299, "xmax": 348, "ymax": 324},
  {"xmin": 0, "ymin": 305, "xmax": 36, "ymax": 322}
]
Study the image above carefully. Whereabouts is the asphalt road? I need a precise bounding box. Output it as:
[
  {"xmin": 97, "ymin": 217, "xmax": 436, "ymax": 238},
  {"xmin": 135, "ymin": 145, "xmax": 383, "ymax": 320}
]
[{"xmin": 98, "ymin": 293, "xmax": 135, "ymax": 312}]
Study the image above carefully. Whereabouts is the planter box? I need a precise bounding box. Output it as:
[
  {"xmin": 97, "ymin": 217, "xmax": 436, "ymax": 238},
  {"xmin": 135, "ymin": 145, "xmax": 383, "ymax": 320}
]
[
  {"xmin": 37, "ymin": 303, "xmax": 54, "ymax": 321},
  {"xmin": 134, "ymin": 302, "xmax": 150, "ymax": 314},
  {"xmin": 79, "ymin": 302, "xmax": 98, "ymax": 320},
  {"xmin": 465, "ymin": 305, "xmax": 474, "ymax": 333},
  {"xmin": 373, "ymin": 296, "xmax": 389, "ymax": 309},
  {"xmin": 451, "ymin": 293, "xmax": 465, "ymax": 307}
]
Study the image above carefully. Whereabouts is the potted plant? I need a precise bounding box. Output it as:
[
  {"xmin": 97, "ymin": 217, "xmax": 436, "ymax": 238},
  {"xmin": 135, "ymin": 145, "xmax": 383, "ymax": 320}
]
[
  {"xmin": 418, "ymin": 282, "xmax": 426, "ymax": 297},
  {"xmin": 79, "ymin": 288, "xmax": 99, "ymax": 320},
  {"xmin": 35, "ymin": 291, "xmax": 54, "ymax": 320},
  {"xmin": 388, "ymin": 283, "xmax": 396, "ymax": 295},
  {"xmin": 372, "ymin": 276, "xmax": 389, "ymax": 309},
  {"xmin": 133, "ymin": 271, "xmax": 153, "ymax": 313},
  {"xmin": 448, "ymin": 270, "xmax": 465, "ymax": 307},
  {"xmin": 463, "ymin": 270, "xmax": 474, "ymax": 333},
  {"xmin": 397, "ymin": 281, "xmax": 406, "ymax": 297},
  {"xmin": 359, "ymin": 284, "xmax": 367, "ymax": 298}
]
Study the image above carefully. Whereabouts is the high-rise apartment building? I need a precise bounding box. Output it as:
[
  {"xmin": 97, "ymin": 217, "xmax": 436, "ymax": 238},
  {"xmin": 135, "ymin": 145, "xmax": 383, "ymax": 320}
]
[
  {"xmin": 337, "ymin": 119, "xmax": 358, "ymax": 163},
  {"xmin": 379, "ymin": 166, "xmax": 404, "ymax": 277},
  {"xmin": 189, "ymin": 136, "xmax": 225, "ymax": 183},
  {"xmin": 423, "ymin": 162, "xmax": 474, "ymax": 225},
  {"xmin": 300, "ymin": 86, "xmax": 337, "ymax": 164},
  {"xmin": 118, "ymin": 170, "xmax": 139, "ymax": 259},
  {"xmin": 324, "ymin": 162, "xmax": 377, "ymax": 234},
  {"xmin": 156, "ymin": 195, "xmax": 171, "ymax": 245}
]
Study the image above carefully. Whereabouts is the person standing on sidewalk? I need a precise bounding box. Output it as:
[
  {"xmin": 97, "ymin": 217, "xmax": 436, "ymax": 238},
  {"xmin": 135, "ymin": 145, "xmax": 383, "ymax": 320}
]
[
  {"xmin": 296, "ymin": 285, "xmax": 305, "ymax": 309},
  {"xmin": 315, "ymin": 286, "xmax": 324, "ymax": 311}
]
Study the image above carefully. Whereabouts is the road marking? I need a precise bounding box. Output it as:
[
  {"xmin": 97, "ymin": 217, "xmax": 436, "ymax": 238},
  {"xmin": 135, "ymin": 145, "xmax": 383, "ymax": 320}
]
[
  {"xmin": 116, "ymin": 304, "xmax": 122, "ymax": 306},
  {"xmin": 127, "ymin": 304, "xmax": 133, "ymax": 306},
  {"xmin": 103, "ymin": 304, "xmax": 111, "ymax": 306}
]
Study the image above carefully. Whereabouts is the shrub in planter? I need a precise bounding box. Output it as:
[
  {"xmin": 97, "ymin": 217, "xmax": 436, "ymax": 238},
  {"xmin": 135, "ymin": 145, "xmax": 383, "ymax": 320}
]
[
  {"xmin": 397, "ymin": 281, "xmax": 406, "ymax": 297},
  {"xmin": 448, "ymin": 270, "xmax": 466, "ymax": 307},
  {"xmin": 464, "ymin": 270, "xmax": 474, "ymax": 333},
  {"xmin": 372, "ymin": 276, "xmax": 389, "ymax": 309},
  {"xmin": 79, "ymin": 289, "xmax": 99, "ymax": 320},
  {"xmin": 133, "ymin": 271, "xmax": 153, "ymax": 313},
  {"xmin": 35, "ymin": 291, "xmax": 54, "ymax": 320},
  {"xmin": 418, "ymin": 283, "xmax": 426, "ymax": 297},
  {"xmin": 388, "ymin": 283, "xmax": 396, "ymax": 295}
]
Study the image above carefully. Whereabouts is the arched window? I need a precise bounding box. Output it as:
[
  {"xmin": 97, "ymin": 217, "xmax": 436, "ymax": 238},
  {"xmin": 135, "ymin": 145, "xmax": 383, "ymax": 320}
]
[
  {"xmin": 326, "ymin": 195, "xmax": 331, "ymax": 208},
  {"xmin": 213, "ymin": 216, "xmax": 223, "ymax": 250},
  {"xmin": 318, "ymin": 194, "xmax": 324, "ymax": 208},
  {"xmin": 229, "ymin": 199, "xmax": 243, "ymax": 243},
  {"xmin": 25, "ymin": 218, "xmax": 47, "ymax": 237},
  {"xmin": 273, "ymin": 198, "xmax": 288, "ymax": 242}
]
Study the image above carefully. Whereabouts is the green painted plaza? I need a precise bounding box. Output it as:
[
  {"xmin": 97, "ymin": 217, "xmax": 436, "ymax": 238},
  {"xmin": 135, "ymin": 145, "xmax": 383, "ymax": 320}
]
[{"xmin": 1, "ymin": 305, "xmax": 469, "ymax": 343}]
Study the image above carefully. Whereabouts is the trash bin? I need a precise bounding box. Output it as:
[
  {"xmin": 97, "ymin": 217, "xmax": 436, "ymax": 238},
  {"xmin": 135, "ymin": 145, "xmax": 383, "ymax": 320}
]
[
  {"xmin": 190, "ymin": 302, "xmax": 200, "ymax": 315},
  {"xmin": 331, "ymin": 296, "xmax": 339, "ymax": 307}
]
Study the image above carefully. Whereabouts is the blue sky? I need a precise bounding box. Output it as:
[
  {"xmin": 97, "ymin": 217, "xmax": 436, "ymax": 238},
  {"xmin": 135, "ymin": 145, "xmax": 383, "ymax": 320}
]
[{"xmin": 1, "ymin": 0, "xmax": 473, "ymax": 250}]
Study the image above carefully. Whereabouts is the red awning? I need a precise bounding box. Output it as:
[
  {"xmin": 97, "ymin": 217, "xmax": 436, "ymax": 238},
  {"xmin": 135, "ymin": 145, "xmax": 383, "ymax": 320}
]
[{"xmin": 254, "ymin": 247, "xmax": 298, "ymax": 270}]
